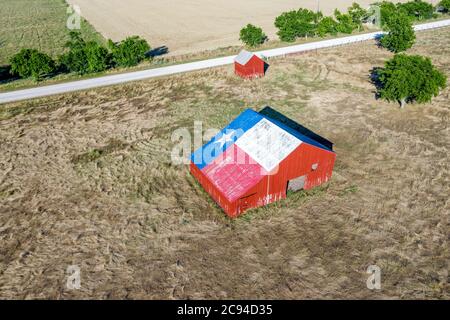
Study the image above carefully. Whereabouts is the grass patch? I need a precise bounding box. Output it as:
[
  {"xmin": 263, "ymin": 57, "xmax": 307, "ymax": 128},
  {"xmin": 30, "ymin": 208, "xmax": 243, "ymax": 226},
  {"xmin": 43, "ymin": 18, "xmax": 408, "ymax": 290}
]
[
  {"xmin": 71, "ymin": 138, "xmax": 128, "ymax": 164},
  {"xmin": 0, "ymin": 0, "xmax": 105, "ymax": 66}
]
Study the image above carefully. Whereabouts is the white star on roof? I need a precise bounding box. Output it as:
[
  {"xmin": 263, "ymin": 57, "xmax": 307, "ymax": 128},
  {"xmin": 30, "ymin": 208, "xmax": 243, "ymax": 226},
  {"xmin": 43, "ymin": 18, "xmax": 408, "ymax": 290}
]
[{"xmin": 215, "ymin": 131, "xmax": 235, "ymax": 148}]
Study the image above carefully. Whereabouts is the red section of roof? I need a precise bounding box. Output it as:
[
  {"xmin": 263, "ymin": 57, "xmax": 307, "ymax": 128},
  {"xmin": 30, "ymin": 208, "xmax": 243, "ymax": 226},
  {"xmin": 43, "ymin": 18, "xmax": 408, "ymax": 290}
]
[{"xmin": 202, "ymin": 144, "xmax": 266, "ymax": 202}]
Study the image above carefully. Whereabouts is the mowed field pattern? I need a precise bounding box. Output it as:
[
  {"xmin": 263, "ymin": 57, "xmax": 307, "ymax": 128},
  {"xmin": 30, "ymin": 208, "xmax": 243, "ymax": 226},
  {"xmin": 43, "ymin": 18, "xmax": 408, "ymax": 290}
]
[
  {"xmin": 66, "ymin": 0, "xmax": 433, "ymax": 56},
  {"xmin": 0, "ymin": 0, "xmax": 104, "ymax": 65},
  {"xmin": 0, "ymin": 28, "xmax": 448, "ymax": 299}
]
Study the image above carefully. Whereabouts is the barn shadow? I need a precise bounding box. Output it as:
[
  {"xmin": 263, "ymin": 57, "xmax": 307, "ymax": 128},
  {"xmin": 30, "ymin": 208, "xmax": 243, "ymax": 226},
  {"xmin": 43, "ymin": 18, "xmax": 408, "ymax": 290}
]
[
  {"xmin": 146, "ymin": 46, "xmax": 169, "ymax": 58},
  {"xmin": 259, "ymin": 106, "xmax": 334, "ymax": 151},
  {"xmin": 264, "ymin": 62, "xmax": 270, "ymax": 75}
]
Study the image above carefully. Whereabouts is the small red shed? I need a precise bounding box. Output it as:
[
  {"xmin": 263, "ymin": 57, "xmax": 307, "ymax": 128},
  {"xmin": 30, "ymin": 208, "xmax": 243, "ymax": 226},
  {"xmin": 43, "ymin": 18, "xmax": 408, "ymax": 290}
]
[
  {"xmin": 234, "ymin": 50, "xmax": 267, "ymax": 79},
  {"xmin": 190, "ymin": 107, "xmax": 336, "ymax": 218}
]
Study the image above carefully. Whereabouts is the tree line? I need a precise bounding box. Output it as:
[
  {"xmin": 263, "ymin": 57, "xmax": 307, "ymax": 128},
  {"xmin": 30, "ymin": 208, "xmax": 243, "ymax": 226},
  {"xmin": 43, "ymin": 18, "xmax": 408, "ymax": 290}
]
[
  {"xmin": 240, "ymin": 0, "xmax": 448, "ymax": 108},
  {"xmin": 8, "ymin": 32, "xmax": 151, "ymax": 82},
  {"xmin": 239, "ymin": 0, "xmax": 450, "ymax": 47}
]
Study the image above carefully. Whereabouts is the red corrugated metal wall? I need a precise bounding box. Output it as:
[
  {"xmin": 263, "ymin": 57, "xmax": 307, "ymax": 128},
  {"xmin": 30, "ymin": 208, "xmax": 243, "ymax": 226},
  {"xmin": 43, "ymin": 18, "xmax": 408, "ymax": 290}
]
[
  {"xmin": 235, "ymin": 56, "xmax": 265, "ymax": 79},
  {"xmin": 232, "ymin": 143, "xmax": 336, "ymax": 216},
  {"xmin": 191, "ymin": 143, "xmax": 336, "ymax": 218}
]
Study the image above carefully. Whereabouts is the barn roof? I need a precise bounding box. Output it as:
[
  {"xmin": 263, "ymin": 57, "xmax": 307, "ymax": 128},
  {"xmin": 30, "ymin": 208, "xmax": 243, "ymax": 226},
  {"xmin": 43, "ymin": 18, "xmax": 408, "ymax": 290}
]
[
  {"xmin": 190, "ymin": 108, "xmax": 334, "ymax": 201},
  {"xmin": 234, "ymin": 50, "xmax": 256, "ymax": 65}
]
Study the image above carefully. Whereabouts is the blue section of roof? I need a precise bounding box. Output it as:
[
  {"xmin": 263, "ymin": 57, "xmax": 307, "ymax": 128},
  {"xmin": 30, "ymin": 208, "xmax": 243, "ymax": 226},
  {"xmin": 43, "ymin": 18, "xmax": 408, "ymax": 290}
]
[
  {"xmin": 259, "ymin": 112, "xmax": 334, "ymax": 153},
  {"xmin": 191, "ymin": 109, "xmax": 263, "ymax": 170}
]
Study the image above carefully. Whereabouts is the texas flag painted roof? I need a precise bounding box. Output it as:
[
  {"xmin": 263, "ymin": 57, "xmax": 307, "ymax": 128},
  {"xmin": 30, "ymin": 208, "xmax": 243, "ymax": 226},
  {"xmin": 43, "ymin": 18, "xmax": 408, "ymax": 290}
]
[{"xmin": 191, "ymin": 108, "xmax": 333, "ymax": 201}]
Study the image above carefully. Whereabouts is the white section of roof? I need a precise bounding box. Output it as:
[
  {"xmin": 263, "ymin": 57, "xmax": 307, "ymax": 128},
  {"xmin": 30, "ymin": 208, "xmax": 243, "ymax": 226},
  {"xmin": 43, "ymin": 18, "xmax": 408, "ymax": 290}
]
[
  {"xmin": 234, "ymin": 50, "xmax": 254, "ymax": 65},
  {"xmin": 235, "ymin": 118, "xmax": 302, "ymax": 172}
]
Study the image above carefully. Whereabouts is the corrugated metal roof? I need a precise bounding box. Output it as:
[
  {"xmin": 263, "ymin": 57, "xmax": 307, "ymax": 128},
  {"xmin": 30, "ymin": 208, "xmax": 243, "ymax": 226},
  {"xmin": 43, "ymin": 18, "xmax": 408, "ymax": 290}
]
[
  {"xmin": 202, "ymin": 144, "xmax": 266, "ymax": 201},
  {"xmin": 235, "ymin": 118, "xmax": 302, "ymax": 172},
  {"xmin": 258, "ymin": 111, "xmax": 333, "ymax": 153},
  {"xmin": 190, "ymin": 108, "xmax": 334, "ymax": 200},
  {"xmin": 234, "ymin": 50, "xmax": 255, "ymax": 66}
]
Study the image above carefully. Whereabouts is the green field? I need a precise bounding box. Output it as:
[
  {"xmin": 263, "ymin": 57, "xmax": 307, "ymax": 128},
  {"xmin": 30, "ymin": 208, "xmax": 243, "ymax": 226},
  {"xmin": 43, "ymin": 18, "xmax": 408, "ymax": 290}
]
[{"xmin": 0, "ymin": 0, "xmax": 104, "ymax": 65}]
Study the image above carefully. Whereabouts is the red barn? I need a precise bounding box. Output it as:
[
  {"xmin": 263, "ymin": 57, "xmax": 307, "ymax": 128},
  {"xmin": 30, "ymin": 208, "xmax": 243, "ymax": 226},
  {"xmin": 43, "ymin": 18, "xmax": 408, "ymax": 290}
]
[
  {"xmin": 190, "ymin": 107, "xmax": 336, "ymax": 218},
  {"xmin": 234, "ymin": 50, "xmax": 267, "ymax": 79}
]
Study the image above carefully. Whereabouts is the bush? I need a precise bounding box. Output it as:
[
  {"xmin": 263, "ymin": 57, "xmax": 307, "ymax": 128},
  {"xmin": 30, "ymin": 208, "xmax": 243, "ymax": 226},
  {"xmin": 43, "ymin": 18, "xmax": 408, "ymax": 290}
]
[
  {"xmin": 380, "ymin": 12, "xmax": 416, "ymax": 53},
  {"xmin": 59, "ymin": 32, "xmax": 110, "ymax": 74},
  {"xmin": 109, "ymin": 36, "xmax": 150, "ymax": 67},
  {"xmin": 398, "ymin": 0, "xmax": 434, "ymax": 20},
  {"xmin": 376, "ymin": 1, "xmax": 399, "ymax": 25},
  {"xmin": 83, "ymin": 42, "xmax": 110, "ymax": 73},
  {"xmin": 348, "ymin": 2, "xmax": 369, "ymax": 30},
  {"xmin": 439, "ymin": 0, "xmax": 450, "ymax": 12},
  {"xmin": 10, "ymin": 48, "xmax": 55, "ymax": 81},
  {"xmin": 239, "ymin": 24, "xmax": 267, "ymax": 47},
  {"xmin": 334, "ymin": 9, "xmax": 357, "ymax": 34},
  {"xmin": 375, "ymin": 54, "xmax": 447, "ymax": 108},
  {"xmin": 317, "ymin": 17, "xmax": 339, "ymax": 37},
  {"xmin": 275, "ymin": 9, "xmax": 319, "ymax": 42}
]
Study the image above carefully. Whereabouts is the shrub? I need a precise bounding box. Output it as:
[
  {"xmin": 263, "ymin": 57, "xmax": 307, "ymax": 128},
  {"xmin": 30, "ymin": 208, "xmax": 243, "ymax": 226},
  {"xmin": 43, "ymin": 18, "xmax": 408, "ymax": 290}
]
[
  {"xmin": 334, "ymin": 9, "xmax": 357, "ymax": 34},
  {"xmin": 375, "ymin": 54, "xmax": 447, "ymax": 108},
  {"xmin": 439, "ymin": 0, "xmax": 450, "ymax": 12},
  {"xmin": 348, "ymin": 2, "xmax": 369, "ymax": 30},
  {"xmin": 398, "ymin": 0, "xmax": 434, "ymax": 20},
  {"xmin": 83, "ymin": 42, "xmax": 110, "ymax": 73},
  {"xmin": 376, "ymin": 1, "xmax": 399, "ymax": 25},
  {"xmin": 109, "ymin": 36, "xmax": 150, "ymax": 67},
  {"xmin": 317, "ymin": 17, "xmax": 339, "ymax": 37},
  {"xmin": 239, "ymin": 24, "xmax": 267, "ymax": 47},
  {"xmin": 275, "ymin": 9, "xmax": 319, "ymax": 42},
  {"xmin": 10, "ymin": 48, "xmax": 55, "ymax": 81},
  {"xmin": 380, "ymin": 12, "xmax": 416, "ymax": 53},
  {"xmin": 59, "ymin": 31, "xmax": 110, "ymax": 74}
]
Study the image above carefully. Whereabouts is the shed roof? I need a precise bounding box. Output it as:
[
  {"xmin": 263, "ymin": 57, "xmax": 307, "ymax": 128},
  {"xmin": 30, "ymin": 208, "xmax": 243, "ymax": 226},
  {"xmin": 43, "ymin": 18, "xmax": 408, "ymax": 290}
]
[{"xmin": 234, "ymin": 50, "xmax": 256, "ymax": 65}]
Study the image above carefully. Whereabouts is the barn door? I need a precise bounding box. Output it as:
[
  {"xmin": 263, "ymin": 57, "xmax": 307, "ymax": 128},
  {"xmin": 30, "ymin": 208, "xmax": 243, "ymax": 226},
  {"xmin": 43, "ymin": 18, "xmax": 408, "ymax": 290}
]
[{"xmin": 287, "ymin": 175, "xmax": 306, "ymax": 192}]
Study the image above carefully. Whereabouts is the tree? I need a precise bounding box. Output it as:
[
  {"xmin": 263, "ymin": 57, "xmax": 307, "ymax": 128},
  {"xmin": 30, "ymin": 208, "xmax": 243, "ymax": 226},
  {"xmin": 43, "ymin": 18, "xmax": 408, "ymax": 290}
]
[
  {"xmin": 59, "ymin": 31, "xmax": 110, "ymax": 74},
  {"xmin": 398, "ymin": 0, "xmax": 434, "ymax": 20},
  {"xmin": 348, "ymin": 2, "xmax": 368, "ymax": 30},
  {"xmin": 377, "ymin": 1, "xmax": 399, "ymax": 26},
  {"xmin": 109, "ymin": 36, "xmax": 150, "ymax": 67},
  {"xmin": 334, "ymin": 9, "xmax": 357, "ymax": 34},
  {"xmin": 275, "ymin": 9, "xmax": 319, "ymax": 42},
  {"xmin": 375, "ymin": 54, "xmax": 447, "ymax": 108},
  {"xmin": 317, "ymin": 16, "xmax": 339, "ymax": 37},
  {"xmin": 380, "ymin": 12, "xmax": 416, "ymax": 53},
  {"xmin": 84, "ymin": 42, "xmax": 110, "ymax": 73},
  {"xmin": 239, "ymin": 24, "xmax": 267, "ymax": 47},
  {"xmin": 10, "ymin": 48, "xmax": 55, "ymax": 81},
  {"xmin": 439, "ymin": 0, "xmax": 450, "ymax": 12}
]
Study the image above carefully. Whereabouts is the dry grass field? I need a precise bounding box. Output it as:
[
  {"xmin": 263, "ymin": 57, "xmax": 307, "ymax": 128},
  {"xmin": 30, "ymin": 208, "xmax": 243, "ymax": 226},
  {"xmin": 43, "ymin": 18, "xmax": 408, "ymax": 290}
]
[
  {"xmin": 0, "ymin": 0, "xmax": 104, "ymax": 65},
  {"xmin": 66, "ymin": 0, "xmax": 430, "ymax": 56},
  {"xmin": 0, "ymin": 27, "xmax": 449, "ymax": 299}
]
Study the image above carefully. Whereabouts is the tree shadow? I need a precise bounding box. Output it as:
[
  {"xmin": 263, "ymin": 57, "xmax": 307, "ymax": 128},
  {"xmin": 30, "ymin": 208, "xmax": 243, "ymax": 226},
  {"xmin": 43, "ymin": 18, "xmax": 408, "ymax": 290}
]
[
  {"xmin": 0, "ymin": 65, "xmax": 19, "ymax": 84},
  {"xmin": 369, "ymin": 66, "xmax": 383, "ymax": 100},
  {"xmin": 146, "ymin": 45, "xmax": 169, "ymax": 58},
  {"xmin": 374, "ymin": 33, "xmax": 385, "ymax": 49}
]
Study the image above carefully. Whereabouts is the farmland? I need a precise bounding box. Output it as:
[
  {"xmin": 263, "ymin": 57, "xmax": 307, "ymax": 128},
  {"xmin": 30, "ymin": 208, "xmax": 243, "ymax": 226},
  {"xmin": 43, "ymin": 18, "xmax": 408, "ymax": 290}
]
[
  {"xmin": 0, "ymin": 0, "xmax": 104, "ymax": 65},
  {"xmin": 0, "ymin": 27, "xmax": 449, "ymax": 299}
]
